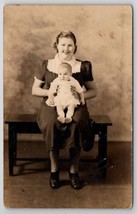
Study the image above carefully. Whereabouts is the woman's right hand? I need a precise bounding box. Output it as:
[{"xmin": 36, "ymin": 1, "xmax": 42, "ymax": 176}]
[{"xmin": 47, "ymin": 99, "xmax": 55, "ymax": 106}]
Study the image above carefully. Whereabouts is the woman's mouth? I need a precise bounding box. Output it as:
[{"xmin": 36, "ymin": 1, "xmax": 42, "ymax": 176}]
[{"xmin": 63, "ymin": 51, "xmax": 70, "ymax": 54}]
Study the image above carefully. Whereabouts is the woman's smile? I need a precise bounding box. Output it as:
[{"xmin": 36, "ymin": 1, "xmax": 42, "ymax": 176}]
[{"xmin": 63, "ymin": 51, "xmax": 70, "ymax": 54}]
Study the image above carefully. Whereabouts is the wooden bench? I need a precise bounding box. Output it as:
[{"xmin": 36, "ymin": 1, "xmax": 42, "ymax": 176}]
[{"xmin": 5, "ymin": 114, "xmax": 112, "ymax": 177}]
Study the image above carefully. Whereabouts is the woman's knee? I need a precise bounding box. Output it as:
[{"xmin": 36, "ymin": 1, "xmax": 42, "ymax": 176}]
[{"xmin": 73, "ymin": 105, "xmax": 87, "ymax": 123}]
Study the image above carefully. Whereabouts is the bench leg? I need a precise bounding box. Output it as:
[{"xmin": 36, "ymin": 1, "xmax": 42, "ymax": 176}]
[
  {"xmin": 98, "ymin": 125, "xmax": 107, "ymax": 179},
  {"xmin": 8, "ymin": 124, "xmax": 17, "ymax": 176}
]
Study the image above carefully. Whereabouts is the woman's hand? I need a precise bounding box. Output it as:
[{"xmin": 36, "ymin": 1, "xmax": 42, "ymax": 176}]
[
  {"xmin": 47, "ymin": 99, "xmax": 55, "ymax": 106},
  {"xmin": 81, "ymin": 99, "xmax": 85, "ymax": 105},
  {"xmin": 56, "ymin": 85, "xmax": 61, "ymax": 95},
  {"xmin": 47, "ymin": 93, "xmax": 55, "ymax": 106},
  {"xmin": 70, "ymin": 85, "xmax": 79, "ymax": 100}
]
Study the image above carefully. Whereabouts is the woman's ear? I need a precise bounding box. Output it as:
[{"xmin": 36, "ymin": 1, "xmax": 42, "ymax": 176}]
[
  {"xmin": 53, "ymin": 42, "xmax": 58, "ymax": 52},
  {"xmin": 74, "ymin": 45, "xmax": 77, "ymax": 54}
]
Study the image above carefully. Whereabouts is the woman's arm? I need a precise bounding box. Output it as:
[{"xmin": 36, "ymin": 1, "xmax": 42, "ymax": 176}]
[
  {"xmin": 32, "ymin": 78, "xmax": 49, "ymax": 97},
  {"xmin": 84, "ymin": 81, "xmax": 97, "ymax": 100}
]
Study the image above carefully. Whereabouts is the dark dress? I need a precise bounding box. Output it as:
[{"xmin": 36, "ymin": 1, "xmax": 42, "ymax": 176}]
[{"xmin": 35, "ymin": 59, "xmax": 94, "ymax": 152}]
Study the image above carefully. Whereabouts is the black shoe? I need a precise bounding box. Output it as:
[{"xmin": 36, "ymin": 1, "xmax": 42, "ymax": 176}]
[
  {"xmin": 49, "ymin": 172, "xmax": 60, "ymax": 189},
  {"xmin": 69, "ymin": 172, "xmax": 82, "ymax": 190}
]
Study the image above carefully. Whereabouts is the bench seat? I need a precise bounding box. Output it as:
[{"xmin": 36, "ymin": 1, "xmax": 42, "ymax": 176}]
[{"xmin": 5, "ymin": 114, "xmax": 112, "ymax": 177}]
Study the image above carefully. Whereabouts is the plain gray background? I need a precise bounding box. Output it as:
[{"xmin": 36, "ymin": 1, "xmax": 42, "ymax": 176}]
[{"xmin": 0, "ymin": 0, "xmax": 136, "ymax": 214}]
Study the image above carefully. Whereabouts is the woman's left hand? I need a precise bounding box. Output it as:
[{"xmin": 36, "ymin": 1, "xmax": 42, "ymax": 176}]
[
  {"xmin": 81, "ymin": 99, "xmax": 85, "ymax": 105},
  {"xmin": 70, "ymin": 85, "xmax": 79, "ymax": 100}
]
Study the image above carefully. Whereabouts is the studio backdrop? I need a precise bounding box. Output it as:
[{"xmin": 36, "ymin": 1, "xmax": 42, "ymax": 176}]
[{"xmin": 4, "ymin": 5, "xmax": 132, "ymax": 142}]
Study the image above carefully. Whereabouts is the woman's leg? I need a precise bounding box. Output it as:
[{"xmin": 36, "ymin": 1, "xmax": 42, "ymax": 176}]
[
  {"xmin": 67, "ymin": 121, "xmax": 82, "ymax": 190},
  {"xmin": 69, "ymin": 147, "xmax": 81, "ymax": 173},
  {"xmin": 37, "ymin": 102, "xmax": 61, "ymax": 188},
  {"xmin": 67, "ymin": 105, "xmax": 84, "ymax": 190},
  {"xmin": 49, "ymin": 149, "xmax": 59, "ymax": 172},
  {"xmin": 49, "ymin": 149, "xmax": 60, "ymax": 189},
  {"xmin": 69, "ymin": 147, "xmax": 82, "ymax": 190},
  {"xmin": 66, "ymin": 106, "xmax": 83, "ymax": 173}
]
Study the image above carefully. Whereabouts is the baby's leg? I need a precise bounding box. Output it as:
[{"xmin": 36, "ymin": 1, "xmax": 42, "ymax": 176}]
[
  {"xmin": 66, "ymin": 104, "xmax": 75, "ymax": 123},
  {"xmin": 56, "ymin": 104, "xmax": 65, "ymax": 123}
]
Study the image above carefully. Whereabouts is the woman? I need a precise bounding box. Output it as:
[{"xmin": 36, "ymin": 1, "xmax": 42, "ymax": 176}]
[{"xmin": 32, "ymin": 31, "xmax": 97, "ymax": 190}]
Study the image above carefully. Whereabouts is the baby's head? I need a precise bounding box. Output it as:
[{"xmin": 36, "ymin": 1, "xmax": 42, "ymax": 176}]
[{"xmin": 58, "ymin": 63, "xmax": 72, "ymax": 81}]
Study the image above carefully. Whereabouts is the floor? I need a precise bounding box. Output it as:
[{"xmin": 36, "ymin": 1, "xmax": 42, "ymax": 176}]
[{"xmin": 4, "ymin": 140, "xmax": 132, "ymax": 208}]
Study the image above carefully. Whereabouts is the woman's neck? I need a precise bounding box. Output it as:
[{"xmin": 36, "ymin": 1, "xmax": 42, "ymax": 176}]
[{"xmin": 58, "ymin": 54, "xmax": 73, "ymax": 62}]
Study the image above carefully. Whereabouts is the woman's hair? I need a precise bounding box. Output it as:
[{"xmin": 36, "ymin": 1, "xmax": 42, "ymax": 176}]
[{"xmin": 53, "ymin": 31, "xmax": 77, "ymax": 54}]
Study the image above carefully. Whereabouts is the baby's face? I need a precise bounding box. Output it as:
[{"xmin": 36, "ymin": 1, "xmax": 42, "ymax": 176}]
[{"xmin": 58, "ymin": 67, "xmax": 71, "ymax": 81}]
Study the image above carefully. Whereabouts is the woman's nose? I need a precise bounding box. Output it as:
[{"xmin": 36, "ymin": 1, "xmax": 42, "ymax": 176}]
[{"xmin": 64, "ymin": 45, "xmax": 69, "ymax": 51}]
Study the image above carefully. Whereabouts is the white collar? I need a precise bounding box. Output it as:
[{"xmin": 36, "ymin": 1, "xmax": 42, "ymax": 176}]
[{"xmin": 47, "ymin": 54, "xmax": 81, "ymax": 74}]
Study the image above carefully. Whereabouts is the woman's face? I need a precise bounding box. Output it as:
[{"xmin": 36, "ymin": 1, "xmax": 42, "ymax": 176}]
[{"xmin": 57, "ymin": 37, "xmax": 75, "ymax": 61}]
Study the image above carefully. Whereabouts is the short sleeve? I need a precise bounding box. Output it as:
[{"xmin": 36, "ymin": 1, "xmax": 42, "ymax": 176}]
[
  {"xmin": 81, "ymin": 61, "xmax": 94, "ymax": 82},
  {"xmin": 35, "ymin": 60, "xmax": 48, "ymax": 81}
]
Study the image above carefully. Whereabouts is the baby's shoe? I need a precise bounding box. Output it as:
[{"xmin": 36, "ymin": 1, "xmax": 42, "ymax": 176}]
[
  {"xmin": 57, "ymin": 116, "xmax": 65, "ymax": 123},
  {"xmin": 65, "ymin": 117, "xmax": 72, "ymax": 123}
]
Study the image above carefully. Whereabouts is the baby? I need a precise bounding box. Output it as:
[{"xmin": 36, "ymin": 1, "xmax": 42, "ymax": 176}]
[{"xmin": 46, "ymin": 62, "xmax": 85, "ymax": 123}]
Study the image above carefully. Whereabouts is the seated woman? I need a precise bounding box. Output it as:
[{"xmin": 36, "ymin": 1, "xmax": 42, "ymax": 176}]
[{"xmin": 32, "ymin": 31, "xmax": 97, "ymax": 190}]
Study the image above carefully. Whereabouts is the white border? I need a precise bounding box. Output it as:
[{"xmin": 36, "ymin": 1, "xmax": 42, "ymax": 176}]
[{"xmin": 0, "ymin": 0, "xmax": 136, "ymax": 214}]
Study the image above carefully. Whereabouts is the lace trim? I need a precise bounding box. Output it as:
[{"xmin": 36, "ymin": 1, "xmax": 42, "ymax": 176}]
[{"xmin": 47, "ymin": 54, "xmax": 81, "ymax": 74}]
